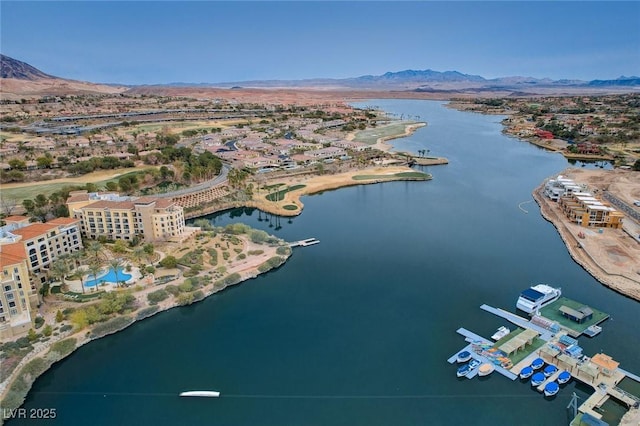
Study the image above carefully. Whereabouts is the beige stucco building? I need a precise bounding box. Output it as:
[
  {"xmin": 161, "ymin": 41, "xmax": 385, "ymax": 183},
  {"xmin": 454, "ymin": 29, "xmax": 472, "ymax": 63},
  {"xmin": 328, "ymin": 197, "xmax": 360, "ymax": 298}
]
[{"xmin": 67, "ymin": 192, "xmax": 185, "ymax": 242}]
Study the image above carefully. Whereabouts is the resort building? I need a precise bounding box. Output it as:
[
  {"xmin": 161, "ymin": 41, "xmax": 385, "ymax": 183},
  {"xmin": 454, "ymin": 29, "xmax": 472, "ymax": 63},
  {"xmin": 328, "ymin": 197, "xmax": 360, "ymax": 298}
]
[
  {"xmin": 0, "ymin": 216, "xmax": 84, "ymax": 288},
  {"xmin": 558, "ymin": 192, "xmax": 624, "ymax": 229},
  {"xmin": 0, "ymin": 243, "xmax": 36, "ymax": 339},
  {"xmin": 67, "ymin": 192, "xmax": 185, "ymax": 242}
]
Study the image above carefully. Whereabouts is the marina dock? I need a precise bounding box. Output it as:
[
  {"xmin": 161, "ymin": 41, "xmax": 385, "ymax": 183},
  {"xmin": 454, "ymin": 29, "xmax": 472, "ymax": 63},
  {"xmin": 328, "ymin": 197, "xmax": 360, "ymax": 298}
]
[
  {"xmin": 447, "ymin": 327, "xmax": 517, "ymax": 380},
  {"xmin": 289, "ymin": 238, "xmax": 320, "ymax": 247},
  {"xmin": 450, "ymin": 303, "xmax": 640, "ymax": 425}
]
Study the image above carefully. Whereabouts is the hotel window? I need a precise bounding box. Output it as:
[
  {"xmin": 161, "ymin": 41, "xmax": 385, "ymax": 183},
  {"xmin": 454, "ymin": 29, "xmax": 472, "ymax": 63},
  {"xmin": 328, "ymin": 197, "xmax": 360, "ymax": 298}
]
[
  {"xmin": 9, "ymin": 301, "xmax": 15, "ymax": 308},
  {"xmin": 10, "ymin": 308, "xmax": 17, "ymax": 316},
  {"xmin": 4, "ymin": 285, "xmax": 12, "ymax": 292}
]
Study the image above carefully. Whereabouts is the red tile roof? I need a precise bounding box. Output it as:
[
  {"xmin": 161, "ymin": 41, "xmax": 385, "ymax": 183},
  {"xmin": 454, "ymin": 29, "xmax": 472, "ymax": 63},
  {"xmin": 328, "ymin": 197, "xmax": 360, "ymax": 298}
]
[
  {"xmin": 0, "ymin": 243, "xmax": 27, "ymax": 268},
  {"xmin": 10, "ymin": 223, "xmax": 58, "ymax": 241}
]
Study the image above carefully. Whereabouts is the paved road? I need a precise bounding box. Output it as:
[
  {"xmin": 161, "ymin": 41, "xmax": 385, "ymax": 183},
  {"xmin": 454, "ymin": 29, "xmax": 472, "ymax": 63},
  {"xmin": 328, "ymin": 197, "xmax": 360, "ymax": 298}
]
[{"xmin": 155, "ymin": 164, "xmax": 230, "ymax": 198}]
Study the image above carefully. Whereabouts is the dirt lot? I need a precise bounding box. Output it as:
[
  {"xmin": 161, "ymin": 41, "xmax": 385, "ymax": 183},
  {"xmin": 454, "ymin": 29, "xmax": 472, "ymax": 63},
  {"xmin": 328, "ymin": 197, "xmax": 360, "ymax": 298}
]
[{"xmin": 535, "ymin": 168, "xmax": 640, "ymax": 300}]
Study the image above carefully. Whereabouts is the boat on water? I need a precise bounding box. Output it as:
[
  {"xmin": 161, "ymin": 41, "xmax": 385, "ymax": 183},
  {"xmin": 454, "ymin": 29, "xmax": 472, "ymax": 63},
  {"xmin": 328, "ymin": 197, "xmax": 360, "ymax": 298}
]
[
  {"xmin": 457, "ymin": 350, "xmax": 472, "ymax": 363},
  {"xmin": 544, "ymin": 381, "xmax": 559, "ymax": 397},
  {"xmin": 491, "ymin": 326, "xmax": 511, "ymax": 341},
  {"xmin": 531, "ymin": 372, "xmax": 545, "ymax": 387},
  {"xmin": 456, "ymin": 359, "xmax": 481, "ymax": 377},
  {"xmin": 531, "ymin": 358, "xmax": 545, "ymax": 370},
  {"xmin": 478, "ymin": 363, "xmax": 495, "ymax": 377},
  {"xmin": 519, "ymin": 366, "xmax": 534, "ymax": 379},
  {"xmin": 558, "ymin": 371, "xmax": 571, "ymax": 384},
  {"xmin": 516, "ymin": 284, "xmax": 562, "ymax": 314},
  {"xmin": 543, "ymin": 365, "xmax": 558, "ymax": 378},
  {"xmin": 179, "ymin": 391, "xmax": 220, "ymax": 398}
]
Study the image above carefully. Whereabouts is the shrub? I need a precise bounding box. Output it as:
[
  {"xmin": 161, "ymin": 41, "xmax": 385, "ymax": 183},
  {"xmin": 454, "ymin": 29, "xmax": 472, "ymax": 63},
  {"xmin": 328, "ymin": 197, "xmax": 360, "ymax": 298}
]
[
  {"xmin": 136, "ymin": 306, "xmax": 159, "ymax": 320},
  {"xmin": 50, "ymin": 338, "xmax": 77, "ymax": 358},
  {"xmin": 223, "ymin": 273, "xmax": 242, "ymax": 286},
  {"xmin": 237, "ymin": 253, "xmax": 246, "ymax": 260},
  {"xmin": 224, "ymin": 223, "xmax": 249, "ymax": 234},
  {"xmin": 60, "ymin": 324, "xmax": 73, "ymax": 333},
  {"xmin": 145, "ymin": 265, "xmax": 156, "ymax": 274},
  {"xmin": 34, "ymin": 316, "xmax": 45, "ymax": 329},
  {"xmin": 177, "ymin": 293, "xmax": 194, "ymax": 306},
  {"xmin": 178, "ymin": 281, "xmax": 194, "ymax": 293},
  {"xmin": 258, "ymin": 256, "xmax": 285, "ymax": 273},
  {"xmin": 90, "ymin": 316, "xmax": 134, "ymax": 339},
  {"xmin": 233, "ymin": 248, "xmax": 242, "ymax": 254},
  {"xmin": 159, "ymin": 255, "xmax": 178, "ymax": 268},
  {"xmin": 165, "ymin": 285, "xmax": 180, "ymax": 296},
  {"xmin": 249, "ymin": 229, "xmax": 269, "ymax": 244},
  {"xmin": 147, "ymin": 289, "xmax": 169, "ymax": 305},
  {"xmin": 192, "ymin": 290, "xmax": 205, "ymax": 302},
  {"xmin": 43, "ymin": 325, "xmax": 53, "ymax": 337},
  {"xmin": 248, "ymin": 250, "xmax": 264, "ymax": 256},
  {"xmin": 56, "ymin": 310, "xmax": 64, "ymax": 322},
  {"xmin": 222, "ymin": 251, "xmax": 230, "ymax": 261},
  {"xmin": 207, "ymin": 248, "xmax": 218, "ymax": 266},
  {"xmin": 276, "ymin": 246, "xmax": 291, "ymax": 256}
]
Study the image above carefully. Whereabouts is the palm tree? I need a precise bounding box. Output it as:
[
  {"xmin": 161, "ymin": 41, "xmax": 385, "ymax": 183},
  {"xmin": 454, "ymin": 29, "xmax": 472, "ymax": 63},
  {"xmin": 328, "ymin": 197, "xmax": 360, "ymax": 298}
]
[
  {"xmin": 70, "ymin": 268, "xmax": 87, "ymax": 294},
  {"xmin": 87, "ymin": 241, "xmax": 103, "ymax": 262},
  {"xmin": 109, "ymin": 258, "xmax": 124, "ymax": 287},
  {"xmin": 50, "ymin": 259, "xmax": 70, "ymax": 292},
  {"xmin": 88, "ymin": 261, "xmax": 102, "ymax": 291}
]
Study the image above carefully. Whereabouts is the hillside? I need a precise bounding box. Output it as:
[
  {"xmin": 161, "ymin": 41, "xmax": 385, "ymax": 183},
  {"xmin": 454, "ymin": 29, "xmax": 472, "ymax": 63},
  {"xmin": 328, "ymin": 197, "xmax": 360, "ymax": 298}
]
[{"xmin": 0, "ymin": 54, "xmax": 126, "ymax": 100}]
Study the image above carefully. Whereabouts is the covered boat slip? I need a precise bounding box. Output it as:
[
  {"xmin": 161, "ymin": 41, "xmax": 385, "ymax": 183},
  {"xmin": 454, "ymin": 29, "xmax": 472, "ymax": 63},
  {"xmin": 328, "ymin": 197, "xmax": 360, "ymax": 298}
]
[
  {"xmin": 498, "ymin": 329, "xmax": 539, "ymax": 357},
  {"xmin": 539, "ymin": 297, "xmax": 609, "ymax": 337}
]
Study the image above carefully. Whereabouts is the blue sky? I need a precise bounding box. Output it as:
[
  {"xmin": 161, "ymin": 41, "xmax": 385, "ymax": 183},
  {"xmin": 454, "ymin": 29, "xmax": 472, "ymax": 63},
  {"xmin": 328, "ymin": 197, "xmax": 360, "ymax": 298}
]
[{"xmin": 2, "ymin": 1, "xmax": 639, "ymax": 85}]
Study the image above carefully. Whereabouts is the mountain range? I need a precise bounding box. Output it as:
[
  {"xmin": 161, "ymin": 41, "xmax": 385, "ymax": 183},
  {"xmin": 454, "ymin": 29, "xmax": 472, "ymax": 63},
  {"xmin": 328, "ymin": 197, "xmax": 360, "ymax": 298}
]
[{"xmin": 1, "ymin": 54, "xmax": 638, "ymax": 100}]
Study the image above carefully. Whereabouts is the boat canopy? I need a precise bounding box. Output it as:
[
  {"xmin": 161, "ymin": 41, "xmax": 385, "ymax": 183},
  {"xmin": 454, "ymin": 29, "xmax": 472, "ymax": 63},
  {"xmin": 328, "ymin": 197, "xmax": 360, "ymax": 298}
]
[
  {"xmin": 520, "ymin": 288, "xmax": 545, "ymax": 302},
  {"xmin": 532, "ymin": 372, "xmax": 545, "ymax": 382},
  {"xmin": 545, "ymin": 382, "xmax": 559, "ymax": 392}
]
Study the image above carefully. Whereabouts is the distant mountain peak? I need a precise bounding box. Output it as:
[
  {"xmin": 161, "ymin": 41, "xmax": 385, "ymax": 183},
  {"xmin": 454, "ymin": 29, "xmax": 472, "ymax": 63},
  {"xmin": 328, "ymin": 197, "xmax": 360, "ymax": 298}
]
[{"xmin": 0, "ymin": 54, "xmax": 56, "ymax": 80}]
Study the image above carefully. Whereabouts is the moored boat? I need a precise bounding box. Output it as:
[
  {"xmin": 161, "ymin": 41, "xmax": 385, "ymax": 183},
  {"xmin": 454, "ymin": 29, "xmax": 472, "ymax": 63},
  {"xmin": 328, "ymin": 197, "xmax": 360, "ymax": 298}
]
[
  {"xmin": 457, "ymin": 359, "xmax": 481, "ymax": 377},
  {"xmin": 531, "ymin": 358, "xmax": 544, "ymax": 370},
  {"xmin": 516, "ymin": 284, "xmax": 562, "ymax": 314},
  {"xmin": 558, "ymin": 371, "xmax": 571, "ymax": 384},
  {"xmin": 543, "ymin": 365, "xmax": 558, "ymax": 378},
  {"xmin": 491, "ymin": 326, "xmax": 511, "ymax": 341},
  {"xmin": 519, "ymin": 366, "xmax": 534, "ymax": 379},
  {"xmin": 478, "ymin": 363, "xmax": 495, "ymax": 377},
  {"xmin": 457, "ymin": 350, "xmax": 472, "ymax": 363},
  {"xmin": 544, "ymin": 381, "xmax": 559, "ymax": 397},
  {"xmin": 531, "ymin": 372, "xmax": 545, "ymax": 387},
  {"xmin": 180, "ymin": 391, "xmax": 220, "ymax": 397}
]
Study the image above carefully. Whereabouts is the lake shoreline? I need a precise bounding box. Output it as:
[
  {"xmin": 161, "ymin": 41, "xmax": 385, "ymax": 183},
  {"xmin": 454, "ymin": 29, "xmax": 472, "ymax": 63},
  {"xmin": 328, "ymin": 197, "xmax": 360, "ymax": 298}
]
[{"xmin": 0, "ymin": 235, "xmax": 291, "ymax": 420}]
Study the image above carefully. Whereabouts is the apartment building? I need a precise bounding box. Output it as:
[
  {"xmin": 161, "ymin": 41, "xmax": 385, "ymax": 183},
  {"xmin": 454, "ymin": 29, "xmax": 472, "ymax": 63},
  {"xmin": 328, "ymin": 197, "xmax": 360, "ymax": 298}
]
[
  {"xmin": 67, "ymin": 192, "xmax": 185, "ymax": 242},
  {"xmin": 0, "ymin": 243, "xmax": 34, "ymax": 339},
  {"xmin": 558, "ymin": 193, "xmax": 624, "ymax": 229}
]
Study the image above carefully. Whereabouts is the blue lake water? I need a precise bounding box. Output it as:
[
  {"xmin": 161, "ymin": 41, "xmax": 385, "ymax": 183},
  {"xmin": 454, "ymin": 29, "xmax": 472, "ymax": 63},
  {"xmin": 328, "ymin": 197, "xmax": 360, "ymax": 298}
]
[{"xmin": 13, "ymin": 100, "xmax": 639, "ymax": 425}]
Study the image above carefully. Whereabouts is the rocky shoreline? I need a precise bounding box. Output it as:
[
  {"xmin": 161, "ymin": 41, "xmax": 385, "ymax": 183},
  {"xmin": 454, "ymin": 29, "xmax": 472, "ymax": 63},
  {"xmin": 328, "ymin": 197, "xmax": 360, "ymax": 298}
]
[
  {"xmin": 0, "ymin": 237, "xmax": 291, "ymax": 420},
  {"xmin": 532, "ymin": 184, "xmax": 640, "ymax": 301}
]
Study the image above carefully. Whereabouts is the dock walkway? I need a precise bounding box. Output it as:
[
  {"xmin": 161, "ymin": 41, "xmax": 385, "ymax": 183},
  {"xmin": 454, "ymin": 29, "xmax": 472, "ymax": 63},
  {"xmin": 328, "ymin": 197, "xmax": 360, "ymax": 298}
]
[
  {"xmin": 448, "ymin": 328, "xmax": 518, "ymax": 380},
  {"xmin": 480, "ymin": 304, "xmax": 554, "ymax": 340},
  {"xmin": 289, "ymin": 238, "xmax": 320, "ymax": 247}
]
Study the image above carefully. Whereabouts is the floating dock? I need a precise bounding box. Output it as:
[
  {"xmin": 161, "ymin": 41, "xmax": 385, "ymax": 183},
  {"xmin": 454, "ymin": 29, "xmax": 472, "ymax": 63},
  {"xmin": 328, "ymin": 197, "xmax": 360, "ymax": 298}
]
[
  {"xmin": 452, "ymin": 303, "xmax": 640, "ymax": 425},
  {"xmin": 289, "ymin": 238, "xmax": 320, "ymax": 247},
  {"xmin": 447, "ymin": 327, "xmax": 517, "ymax": 380}
]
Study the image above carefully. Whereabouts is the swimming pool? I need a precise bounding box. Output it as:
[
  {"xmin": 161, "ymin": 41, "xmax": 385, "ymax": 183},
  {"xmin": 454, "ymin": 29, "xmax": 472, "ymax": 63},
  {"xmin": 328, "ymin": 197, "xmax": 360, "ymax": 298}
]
[{"xmin": 85, "ymin": 266, "xmax": 132, "ymax": 287}]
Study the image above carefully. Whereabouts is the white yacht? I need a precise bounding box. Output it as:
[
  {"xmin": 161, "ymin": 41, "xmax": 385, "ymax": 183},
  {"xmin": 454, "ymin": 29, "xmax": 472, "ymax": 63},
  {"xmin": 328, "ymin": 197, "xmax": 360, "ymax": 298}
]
[
  {"xmin": 516, "ymin": 284, "xmax": 561, "ymax": 314},
  {"xmin": 180, "ymin": 391, "xmax": 220, "ymax": 397}
]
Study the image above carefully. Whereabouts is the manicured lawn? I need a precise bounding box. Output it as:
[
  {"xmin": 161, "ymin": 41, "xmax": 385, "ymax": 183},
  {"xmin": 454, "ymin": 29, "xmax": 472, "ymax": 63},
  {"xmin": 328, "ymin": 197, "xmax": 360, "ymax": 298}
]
[
  {"xmin": 265, "ymin": 184, "xmax": 306, "ymax": 201},
  {"xmin": 283, "ymin": 204, "xmax": 298, "ymax": 211},
  {"xmin": 352, "ymin": 120, "xmax": 421, "ymax": 145}
]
